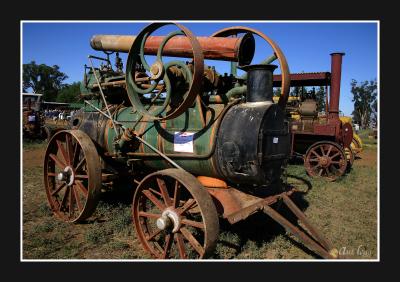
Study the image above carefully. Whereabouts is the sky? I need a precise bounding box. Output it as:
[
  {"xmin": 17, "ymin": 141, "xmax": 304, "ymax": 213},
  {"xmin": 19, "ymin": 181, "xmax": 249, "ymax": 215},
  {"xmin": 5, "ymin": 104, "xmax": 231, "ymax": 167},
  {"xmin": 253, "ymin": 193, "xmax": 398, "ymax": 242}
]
[{"xmin": 22, "ymin": 21, "xmax": 378, "ymax": 116}]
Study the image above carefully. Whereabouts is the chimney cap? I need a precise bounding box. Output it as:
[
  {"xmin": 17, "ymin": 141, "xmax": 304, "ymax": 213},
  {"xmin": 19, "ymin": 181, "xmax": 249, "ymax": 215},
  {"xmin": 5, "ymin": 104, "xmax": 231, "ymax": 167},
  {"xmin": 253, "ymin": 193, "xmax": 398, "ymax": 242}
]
[{"xmin": 330, "ymin": 52, "xmax": 345, "ymax": 56}]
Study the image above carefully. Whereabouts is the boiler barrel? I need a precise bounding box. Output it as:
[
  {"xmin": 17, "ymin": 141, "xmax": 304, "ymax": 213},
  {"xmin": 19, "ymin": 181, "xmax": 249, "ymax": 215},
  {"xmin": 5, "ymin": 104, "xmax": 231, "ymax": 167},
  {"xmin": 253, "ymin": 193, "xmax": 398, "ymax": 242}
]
[{"xmin": 90, "ymin": 34, "xmax": 255, "ymax": 65}]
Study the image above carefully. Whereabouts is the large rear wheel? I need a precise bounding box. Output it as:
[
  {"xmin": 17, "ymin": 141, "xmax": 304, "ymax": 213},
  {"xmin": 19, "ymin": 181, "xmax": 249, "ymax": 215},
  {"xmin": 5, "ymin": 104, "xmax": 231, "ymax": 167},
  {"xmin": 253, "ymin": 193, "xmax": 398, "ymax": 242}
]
[{"xmin": 43, "ymin": 130, "xmax": 102, "ymax": 222}]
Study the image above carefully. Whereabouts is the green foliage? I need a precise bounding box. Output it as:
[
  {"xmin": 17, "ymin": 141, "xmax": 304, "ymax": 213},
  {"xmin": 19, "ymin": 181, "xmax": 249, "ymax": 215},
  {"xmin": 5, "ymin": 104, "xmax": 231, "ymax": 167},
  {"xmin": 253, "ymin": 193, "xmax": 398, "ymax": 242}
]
[
  {"xmin": 273, "ymin": 87, "xmax": 281, "ymax": 97},
  {"xmin": 351, "ymin": 79, "xmax": 377, "ymax": 129},
  {"xmin": 314, "ymin": 86, "xmax": 326, "ymax": 112},
  {"xmin": 23, "ymin": 61, "xmax": 68, "ymax": 101},
  {"xmin": 57, "ymin": 82, "xmax": 81, "ymax": 103}
]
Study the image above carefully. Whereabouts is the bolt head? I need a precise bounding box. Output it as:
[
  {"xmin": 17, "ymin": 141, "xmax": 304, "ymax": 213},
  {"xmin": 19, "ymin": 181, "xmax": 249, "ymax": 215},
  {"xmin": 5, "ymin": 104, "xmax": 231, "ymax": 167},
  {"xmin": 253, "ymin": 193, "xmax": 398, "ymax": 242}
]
[{"xmin": 57, "ymin": 172, "xmax": 65, "ymax": 181}]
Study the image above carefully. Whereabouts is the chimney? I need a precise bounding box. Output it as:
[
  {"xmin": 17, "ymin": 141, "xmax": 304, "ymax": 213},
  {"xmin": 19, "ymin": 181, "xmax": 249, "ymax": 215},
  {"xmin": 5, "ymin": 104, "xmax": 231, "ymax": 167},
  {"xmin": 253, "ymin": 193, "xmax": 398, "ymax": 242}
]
[{"xmin": 329, "ymin": 52, "xmax": 345, "ymax": 118}]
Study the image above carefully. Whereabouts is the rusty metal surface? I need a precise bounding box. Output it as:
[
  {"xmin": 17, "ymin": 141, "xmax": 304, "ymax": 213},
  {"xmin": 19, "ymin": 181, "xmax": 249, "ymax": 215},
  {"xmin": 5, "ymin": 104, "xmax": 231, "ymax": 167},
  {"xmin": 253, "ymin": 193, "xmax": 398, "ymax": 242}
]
[
  {"xmin": 91, "ymin": 34, "xmax": 255, "ymax": 65},
  {"xmin": 273, "ymin": 72, "xmax": 330, "ymax": 87},
  {"xmin": 328, "ymin": 53, "xmax": 345, "ymax": 118},
  {"xmin": 207, "ymin": 185, "xmax": 338, "ymax": 259},
  {"xmin": 43, "ymin": 130, "xmax": 102, "ymax": 222},
  {"xmin": 125, "ymin": 22, "xmax": 204, "ymax": 121},
  {"xmin": 304, "ymin": 141, "xmax": 347, "ymax": 181},
  {"xmin": 132, "ymin": 168, "xmax": 219, "ymax": 259},
  {"xmin": 341, "ymin": 122, "xmax": 354, "ymax": 148},
  {"xmin": 262, "ymin": 204, "xmax": 337, "ymax": 259},
  {"xmin": 211, "ymin": 26, "xmax": 291, "ymax": 111}
]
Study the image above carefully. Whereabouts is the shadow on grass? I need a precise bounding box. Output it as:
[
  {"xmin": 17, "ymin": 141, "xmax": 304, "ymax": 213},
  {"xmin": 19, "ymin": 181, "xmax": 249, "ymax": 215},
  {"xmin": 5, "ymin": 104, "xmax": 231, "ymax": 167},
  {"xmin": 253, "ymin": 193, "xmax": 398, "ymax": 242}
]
[{"xmin": 214, "ymin": 188, "xmax": 322, "ymax": 259}]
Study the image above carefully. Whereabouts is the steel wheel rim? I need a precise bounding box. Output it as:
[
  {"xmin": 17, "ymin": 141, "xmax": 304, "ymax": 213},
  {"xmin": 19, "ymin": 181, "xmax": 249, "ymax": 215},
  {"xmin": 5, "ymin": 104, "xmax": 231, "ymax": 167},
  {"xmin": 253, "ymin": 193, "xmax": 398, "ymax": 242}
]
[
  {"xmin": 43, "ymin": 130, "xmax": 101, "ymax": 223},
  {"xmin": 132, "ymin": 169, "xmax": 219, "ymax": 259},
  {"xmin": 305, "ymin": 142, "xmax": 347, "ymax": 181}
]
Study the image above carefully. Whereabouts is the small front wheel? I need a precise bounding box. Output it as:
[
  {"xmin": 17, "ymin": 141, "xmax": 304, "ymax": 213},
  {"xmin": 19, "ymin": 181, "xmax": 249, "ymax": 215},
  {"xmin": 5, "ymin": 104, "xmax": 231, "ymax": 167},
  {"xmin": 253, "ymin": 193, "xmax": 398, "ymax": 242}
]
[
  {"xmin": 132, "ymin": 169, "xmax": 219, "ymax": 259},
  {"xmin": 304, "ymin": 141, "xmax": 347, "ymax": 181}
]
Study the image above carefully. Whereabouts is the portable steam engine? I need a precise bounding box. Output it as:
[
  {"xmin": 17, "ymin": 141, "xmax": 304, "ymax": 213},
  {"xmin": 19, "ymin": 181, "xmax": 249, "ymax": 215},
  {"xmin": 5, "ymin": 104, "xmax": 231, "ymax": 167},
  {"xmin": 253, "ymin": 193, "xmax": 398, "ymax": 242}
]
[{"xmin": 43, "ymin": 23, "xmax": 341, "ymax": 259}]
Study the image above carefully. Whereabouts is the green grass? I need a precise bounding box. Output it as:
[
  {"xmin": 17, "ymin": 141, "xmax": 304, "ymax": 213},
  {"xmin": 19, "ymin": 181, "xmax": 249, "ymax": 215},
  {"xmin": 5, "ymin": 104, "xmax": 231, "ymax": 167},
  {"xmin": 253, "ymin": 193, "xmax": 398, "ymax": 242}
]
[
  {"xmin": 23, "ymin": 136, "xmax": 377, "ymax": 260},
  {"xmin": 358, "ymin": 129, "xmax": 378, "ymax": 145},
  {"xmin": 23, "ymin": 139, "xmax": 47, "ymax": 150}
]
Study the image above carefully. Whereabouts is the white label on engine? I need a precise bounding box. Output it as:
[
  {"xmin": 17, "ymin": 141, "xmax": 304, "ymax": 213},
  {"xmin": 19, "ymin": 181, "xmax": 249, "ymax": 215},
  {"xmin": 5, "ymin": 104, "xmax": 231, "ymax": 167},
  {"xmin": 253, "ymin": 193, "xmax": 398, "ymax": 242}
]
[
  {"xmin": 273, "ymin": 137, "xmax": 279, "ymax": 144},
  {"xmin": 174, "ymin": 132, "xmax": 194, "ymax": 153}
]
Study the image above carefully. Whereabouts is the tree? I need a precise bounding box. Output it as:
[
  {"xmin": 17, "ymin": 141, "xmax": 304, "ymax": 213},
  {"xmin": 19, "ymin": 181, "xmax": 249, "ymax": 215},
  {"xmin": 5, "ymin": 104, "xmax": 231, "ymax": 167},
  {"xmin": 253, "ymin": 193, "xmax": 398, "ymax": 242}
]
[
  {"xmin": 273, "ymin": 87, "xmax": 281, "ymax": 97},
  {"xmin": 351, "ymin": 79, "xmax": 377, "ymax": 129},
  {"xmin": 315, "ymin": 86, "xmax": 327, "ymax": 112},
  {"xmin": 57, "ymin": 82, "xmax": 81, "ymax": 103},
  {"xmin": 23, "ymin": 61, "xmax": 68, "ymax": 101}
]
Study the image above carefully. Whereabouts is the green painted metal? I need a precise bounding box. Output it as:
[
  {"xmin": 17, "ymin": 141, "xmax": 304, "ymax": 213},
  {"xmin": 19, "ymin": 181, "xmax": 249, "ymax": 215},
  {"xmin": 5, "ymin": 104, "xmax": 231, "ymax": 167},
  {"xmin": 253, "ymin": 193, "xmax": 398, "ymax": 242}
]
[{"xmin": 104, "ymin": 102, "xmax": 225, "ymax": 177}]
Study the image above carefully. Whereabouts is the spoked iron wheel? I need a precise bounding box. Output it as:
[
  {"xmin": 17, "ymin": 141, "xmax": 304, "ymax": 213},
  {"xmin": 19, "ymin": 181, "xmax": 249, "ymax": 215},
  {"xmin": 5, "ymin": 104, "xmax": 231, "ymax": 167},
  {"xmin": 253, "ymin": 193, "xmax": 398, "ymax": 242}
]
[
  {"xmin": 304, "ymin": 141, "xmax": 347, "ymax": 182},
  {"xmin": 132, "ymin": 168, "xmax": 219, "ymax": 259},
  {"xmin": 43, "ymin": 130, "xmax": 101, "ymax": 223}
]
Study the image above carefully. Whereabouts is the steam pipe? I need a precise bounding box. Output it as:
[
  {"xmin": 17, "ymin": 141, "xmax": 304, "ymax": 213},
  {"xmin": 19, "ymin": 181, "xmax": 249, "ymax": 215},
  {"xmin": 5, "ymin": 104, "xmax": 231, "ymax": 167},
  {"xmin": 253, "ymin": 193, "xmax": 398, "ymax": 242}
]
[
  {"xmin": 90, "ymin": 34, "xmax": 255, "ymax": 66},
  {"xmin": 329, "ymin": 52, "xmax": 345, "ymax": 118}
]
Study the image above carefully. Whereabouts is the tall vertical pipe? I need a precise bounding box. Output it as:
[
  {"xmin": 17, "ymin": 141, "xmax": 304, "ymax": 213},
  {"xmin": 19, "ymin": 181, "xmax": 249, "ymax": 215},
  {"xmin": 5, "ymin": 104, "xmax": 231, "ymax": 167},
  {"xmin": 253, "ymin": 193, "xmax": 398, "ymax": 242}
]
[{"xmin": 329, "ymin": 52, "xmax": 345, "ymax": 118}]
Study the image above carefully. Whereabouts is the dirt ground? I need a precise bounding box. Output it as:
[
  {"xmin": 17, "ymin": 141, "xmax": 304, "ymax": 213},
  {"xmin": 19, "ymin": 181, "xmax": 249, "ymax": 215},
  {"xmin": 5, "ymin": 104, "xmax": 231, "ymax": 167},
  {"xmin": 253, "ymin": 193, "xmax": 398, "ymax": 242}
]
[{"xmin": 22, "ymin": 140, "xmax": 378, "ymax": 260}]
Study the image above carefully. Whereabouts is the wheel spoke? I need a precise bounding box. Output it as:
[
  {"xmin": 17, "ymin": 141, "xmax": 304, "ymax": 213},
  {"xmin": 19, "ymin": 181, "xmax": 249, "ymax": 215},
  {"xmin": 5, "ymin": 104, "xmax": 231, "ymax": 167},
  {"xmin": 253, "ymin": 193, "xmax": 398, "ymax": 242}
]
[
  {"xmin": 180, "ymin": 227, "xmax": 204, "ymax": 256},
  {"xmin": 318, "ymin": 168, "xmax": 323, "ymax": 176},
  {"xmin": 330, "ymin": 152, "xmax": 340, "ymax": 159},
  {"xmin": 59, "ymin": 186, "xmax": 70, "ymax": 211},
  {"xmin": 65, "ymin": 134, "xmax": 74, "ymax": 165},
  {"xmin": 149, "ymin": 188, "xmax": 162, "ymax": 197},
  {"xmin": 139, "ymin": 211, "xmax": 161, "ymax": 219},
  {"xmin": 69, "ymin": 184, "xmax": 74, "ymax": 217},
  {"xmin": 49, "ymin": 153, "xmax": 66, "ymax": 169},
  {"xmin": 156, "ymin": 177, "xmax": 172, "ymax": 206},
  {"xmin": 75, "ymin": 158, "xmax": 86, "ymax": 173},
  {"xmin": 319, "ymin": 146, "xmax": 325, "ymax": 156},
  {"xmin": 153, "ymin": 241, "xmax": 165, "ymax": 255},
  {"xmin": 326, "ymin": 145, "xmax": 333, "ymax": 156},
  {"xmin": 311, "ymin": 150, "xmax": 320, "ymax": 157},
  {"xmin": 75, "ymin": 174, "xmax": 89, "ymax": 179},
  {"xmin": 51, "ymin": 182, "xmax": 66, "ymax": 196},
  {"xmin": 181, "ymin": 219, "xmax": 205, "ymax": 229},
  {"xmin": 142, "ymin": 189, "xmax": 166, "ymax": 211},
  {"xmin": 72, "ymin": 142, "xmax": 80, "ymax": 166},
  {"xmin": 177, "ymin": 198, "xmax": 196, "ymax": 215},
  {"xmin": 173, "ymin": 180, "xmax": 181, "ymax": 208},
  {"xmin": 311, "ymin": 164, "xmax": 320, "ymax": 170},
  {"xmin": 145, "ymin": 228, "xmax": 163, "ymax": 241},
  {"xmin": 162, "ymin": 234, "xmax": 174, "ymax": 259},
  {"xmin": 175, "ymin": 232, "xmax": 187, "ymax": 259},
  {"xmin": 72, "ymin": 185, "xmax": 83, "ymax": 212},
  {"xmin": 56, "ymin": 140, "xmax": 69, "ymax": 165},
  {"xmin": 75, "ymin": 180, "xmax": 88, "ymax": 197},
  {"xmin": 309, "ymin": 158, "xmax": 319, "ymax": 162}
]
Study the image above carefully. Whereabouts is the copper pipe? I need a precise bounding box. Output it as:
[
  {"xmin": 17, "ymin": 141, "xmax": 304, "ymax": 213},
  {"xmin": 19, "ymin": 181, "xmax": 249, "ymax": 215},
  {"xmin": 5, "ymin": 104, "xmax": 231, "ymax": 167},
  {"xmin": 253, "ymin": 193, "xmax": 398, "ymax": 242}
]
[{"xmin": 90, "ymin": 34, "xmax": 255, "ymax": 65}]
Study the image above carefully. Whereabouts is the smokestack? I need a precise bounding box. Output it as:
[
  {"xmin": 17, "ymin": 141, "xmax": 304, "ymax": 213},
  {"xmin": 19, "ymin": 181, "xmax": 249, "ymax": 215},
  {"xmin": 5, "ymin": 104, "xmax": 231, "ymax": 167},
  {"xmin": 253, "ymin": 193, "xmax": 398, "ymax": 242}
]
[
  {"xmin": 329, "ymin": 52, "xmax": 345, "ymax": 118},
  {"xmin": 239, "ymin": 64, "xmax": 278, "ymax": 103}
]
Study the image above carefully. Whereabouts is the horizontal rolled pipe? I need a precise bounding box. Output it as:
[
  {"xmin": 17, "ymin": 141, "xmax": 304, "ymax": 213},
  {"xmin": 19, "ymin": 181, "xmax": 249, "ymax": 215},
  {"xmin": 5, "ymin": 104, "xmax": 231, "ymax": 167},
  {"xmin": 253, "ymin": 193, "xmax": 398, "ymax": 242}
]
[{"xmin": 90, "ymin": 34, "xmax": 255, "ymax": 65}]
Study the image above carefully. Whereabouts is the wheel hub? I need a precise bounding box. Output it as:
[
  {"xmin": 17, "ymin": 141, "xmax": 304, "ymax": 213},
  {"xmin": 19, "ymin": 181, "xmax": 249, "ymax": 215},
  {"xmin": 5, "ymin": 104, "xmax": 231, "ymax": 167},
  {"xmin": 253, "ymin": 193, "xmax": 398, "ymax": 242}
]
[
  {"xmin": 150, "ymin": 61, "xmax": 164, "ymax": 80},
  {"xmin": 156, "ymin": 209, "xmax": 180, "ymax": 233},
  {"xmin": 320, "ymin": 156, "xmax": 330, "ymax": 167},
  {"xmin": 57, "ymin": 166, "xmax": 75, "ymax": 186}
]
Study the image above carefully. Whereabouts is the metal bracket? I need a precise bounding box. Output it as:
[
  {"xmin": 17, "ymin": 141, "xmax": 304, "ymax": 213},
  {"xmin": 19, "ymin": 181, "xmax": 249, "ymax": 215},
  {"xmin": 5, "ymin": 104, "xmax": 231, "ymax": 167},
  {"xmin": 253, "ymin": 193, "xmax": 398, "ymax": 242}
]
[{"xmin": 262, "ymin": 193, "xmax": 339, "ymax": 259}]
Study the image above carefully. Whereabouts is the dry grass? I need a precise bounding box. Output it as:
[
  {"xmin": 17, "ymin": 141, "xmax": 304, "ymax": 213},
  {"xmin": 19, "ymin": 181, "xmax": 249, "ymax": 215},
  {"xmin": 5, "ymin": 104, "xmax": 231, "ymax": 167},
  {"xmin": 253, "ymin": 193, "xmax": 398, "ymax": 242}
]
[{"xmin": 22, "ymin": 138, "xmax": 377, "ymax": 260}]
